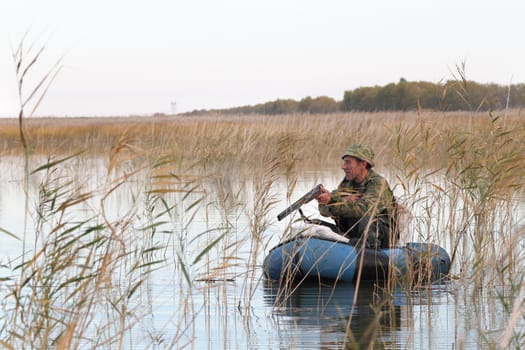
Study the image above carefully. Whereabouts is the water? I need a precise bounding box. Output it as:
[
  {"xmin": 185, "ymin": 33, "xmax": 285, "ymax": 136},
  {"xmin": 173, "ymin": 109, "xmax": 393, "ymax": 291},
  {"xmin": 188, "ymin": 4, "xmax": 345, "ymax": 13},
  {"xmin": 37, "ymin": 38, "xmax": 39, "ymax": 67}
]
[
  {"xmin": 263, "ymin": 281, "xmax": 454, "ymax": 349},
  {"xmin": 125, "ymin": 278, "xmax": 490, "ymax": 349},
  {"xmin": 0, "ymin": 156, "xmax": 522, "ymax": 349}
]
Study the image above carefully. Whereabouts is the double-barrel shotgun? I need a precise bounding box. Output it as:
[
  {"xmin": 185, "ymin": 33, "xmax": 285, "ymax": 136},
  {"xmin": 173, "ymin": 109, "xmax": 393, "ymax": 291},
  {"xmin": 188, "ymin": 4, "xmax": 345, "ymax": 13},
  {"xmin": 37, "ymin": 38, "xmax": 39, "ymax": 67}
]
[{"xmin": 276, "ymin": 184, "xmax": 323, "ymax": 221}]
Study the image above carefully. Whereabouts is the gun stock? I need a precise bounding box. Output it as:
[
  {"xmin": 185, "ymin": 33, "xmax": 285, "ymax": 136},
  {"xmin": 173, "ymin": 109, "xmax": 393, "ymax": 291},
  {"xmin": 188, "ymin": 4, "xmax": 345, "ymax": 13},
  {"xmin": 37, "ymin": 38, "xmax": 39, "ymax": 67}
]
[{"xmin": 277, "ymin": 184, "xmax": 323, "ymax": 221}]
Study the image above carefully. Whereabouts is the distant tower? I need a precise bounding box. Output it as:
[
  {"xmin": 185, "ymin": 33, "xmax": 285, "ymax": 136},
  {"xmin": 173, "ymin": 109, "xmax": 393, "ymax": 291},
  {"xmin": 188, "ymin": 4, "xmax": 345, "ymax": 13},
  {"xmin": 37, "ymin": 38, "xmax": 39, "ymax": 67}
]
[{"xmin": 170, "ymin": 101, "xmax": 177, "ymax": 115}]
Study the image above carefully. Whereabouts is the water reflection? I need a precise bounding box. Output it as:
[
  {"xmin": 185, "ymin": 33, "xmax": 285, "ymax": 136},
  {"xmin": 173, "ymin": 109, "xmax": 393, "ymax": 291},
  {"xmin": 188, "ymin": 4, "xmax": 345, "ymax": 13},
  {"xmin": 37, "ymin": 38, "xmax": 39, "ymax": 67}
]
[
  {"xmin": 1, "ymin": 156, "xmax": 523, "ymax": 349},
  {"xmin": 263, "ymin": 281, "xmax": 403, "ymax": 349}
]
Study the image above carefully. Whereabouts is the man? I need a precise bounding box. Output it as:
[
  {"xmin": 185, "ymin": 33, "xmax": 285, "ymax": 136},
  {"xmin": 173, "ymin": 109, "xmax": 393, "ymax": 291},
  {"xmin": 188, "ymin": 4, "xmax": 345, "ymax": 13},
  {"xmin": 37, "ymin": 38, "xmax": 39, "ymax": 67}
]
[{"xmin": 316, "ymin": 144, "xmax": 397, "ymax": 249}]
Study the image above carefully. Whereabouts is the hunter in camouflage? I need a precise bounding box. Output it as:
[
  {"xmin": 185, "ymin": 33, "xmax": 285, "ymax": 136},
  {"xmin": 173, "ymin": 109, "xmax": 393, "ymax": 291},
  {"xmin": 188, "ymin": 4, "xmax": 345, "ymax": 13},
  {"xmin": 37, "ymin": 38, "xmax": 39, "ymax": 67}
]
[{"xmin": 316, "ymin": 144, "xmax": 398, "ymax": 249}]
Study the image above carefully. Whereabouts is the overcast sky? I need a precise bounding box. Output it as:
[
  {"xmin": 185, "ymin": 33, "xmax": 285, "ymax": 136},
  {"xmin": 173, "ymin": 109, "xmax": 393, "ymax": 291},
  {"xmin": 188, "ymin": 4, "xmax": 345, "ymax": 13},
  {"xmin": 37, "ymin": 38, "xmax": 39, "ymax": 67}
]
[{"xmin": 1, "ymin": 0, "xmax": 524, "ymax": 117}]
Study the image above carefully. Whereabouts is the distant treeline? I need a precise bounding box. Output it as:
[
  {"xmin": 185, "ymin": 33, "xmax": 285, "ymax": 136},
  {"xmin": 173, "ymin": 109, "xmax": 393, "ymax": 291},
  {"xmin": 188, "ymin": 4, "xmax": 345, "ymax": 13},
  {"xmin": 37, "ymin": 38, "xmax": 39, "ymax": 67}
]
[{"xmin": 182, "ymin": 79, "xmax": 525, "ymax": 116}]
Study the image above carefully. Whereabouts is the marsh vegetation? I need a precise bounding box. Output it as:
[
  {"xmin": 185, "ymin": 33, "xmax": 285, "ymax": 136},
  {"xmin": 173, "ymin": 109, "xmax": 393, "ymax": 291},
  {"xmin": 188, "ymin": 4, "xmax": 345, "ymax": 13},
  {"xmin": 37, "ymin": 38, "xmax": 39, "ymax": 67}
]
[{"xmin": 0, "ymin": 108, "xmax": 524, "ymax": 349}]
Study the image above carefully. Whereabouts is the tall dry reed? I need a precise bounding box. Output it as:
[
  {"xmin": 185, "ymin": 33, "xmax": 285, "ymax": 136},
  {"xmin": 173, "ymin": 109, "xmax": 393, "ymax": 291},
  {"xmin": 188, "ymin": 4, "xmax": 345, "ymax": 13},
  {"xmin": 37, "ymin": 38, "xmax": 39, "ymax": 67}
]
[
  {"xmin": 2, "ymin": 35, "xmax": 525, "ymax": 348},
  {"xmin": 3, "ymin": 108, "xmax": 525, "ymax": 348}
]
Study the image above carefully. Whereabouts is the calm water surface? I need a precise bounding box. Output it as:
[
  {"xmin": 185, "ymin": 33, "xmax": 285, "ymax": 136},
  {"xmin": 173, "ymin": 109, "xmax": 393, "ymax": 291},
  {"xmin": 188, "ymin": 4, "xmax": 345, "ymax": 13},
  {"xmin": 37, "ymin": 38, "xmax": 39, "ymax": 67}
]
[{"xmin": 0, "ymin": 156, "xmax": 521, "ymax": 349}]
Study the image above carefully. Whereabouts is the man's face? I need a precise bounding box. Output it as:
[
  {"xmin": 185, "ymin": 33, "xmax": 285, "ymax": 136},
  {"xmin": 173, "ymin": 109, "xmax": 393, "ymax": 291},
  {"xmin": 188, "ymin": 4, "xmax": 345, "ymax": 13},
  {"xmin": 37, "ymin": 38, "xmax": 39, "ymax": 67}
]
[{"xmin": 341, "ymin": 156, "xmax": 367, "ymax": 182}]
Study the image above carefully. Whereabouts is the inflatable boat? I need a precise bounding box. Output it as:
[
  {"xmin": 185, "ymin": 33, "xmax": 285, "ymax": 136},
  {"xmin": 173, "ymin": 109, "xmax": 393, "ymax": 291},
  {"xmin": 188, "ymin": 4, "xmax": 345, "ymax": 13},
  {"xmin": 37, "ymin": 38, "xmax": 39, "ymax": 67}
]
[{"xmin": 263, "ymin": 225, "xmax": 451, "ymax": 284}]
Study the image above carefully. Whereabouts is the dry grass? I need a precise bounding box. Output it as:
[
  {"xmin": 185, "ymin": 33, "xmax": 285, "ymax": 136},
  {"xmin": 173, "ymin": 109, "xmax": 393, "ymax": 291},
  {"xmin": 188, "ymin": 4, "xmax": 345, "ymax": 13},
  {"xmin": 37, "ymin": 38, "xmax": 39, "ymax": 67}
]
[
  {"xmin": 7, "ymin": 36, "xmax": 525, "ymax": 349},
  {"xmin": 2, "ymin": 109, "xmax": 524, "ymax": 169},
  {"xmin": 2, "ymin": 109, "xmax": 525, "ymax": 348}
]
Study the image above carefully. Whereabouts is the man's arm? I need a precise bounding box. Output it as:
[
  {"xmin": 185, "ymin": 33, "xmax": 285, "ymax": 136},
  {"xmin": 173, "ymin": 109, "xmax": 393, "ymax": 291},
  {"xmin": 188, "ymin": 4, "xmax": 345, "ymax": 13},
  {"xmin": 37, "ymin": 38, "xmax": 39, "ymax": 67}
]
[{"xmin": 320, "ymin": 176, "xmax": 390, "ymax": 218}]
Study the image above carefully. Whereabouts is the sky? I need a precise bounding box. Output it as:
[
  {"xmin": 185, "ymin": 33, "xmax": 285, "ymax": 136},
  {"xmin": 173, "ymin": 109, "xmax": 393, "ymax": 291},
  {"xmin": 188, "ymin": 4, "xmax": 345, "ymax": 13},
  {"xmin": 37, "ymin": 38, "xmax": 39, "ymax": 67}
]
[{"xmin": 1, "ymin": 0, "xmax": 524, "ymax": 117}]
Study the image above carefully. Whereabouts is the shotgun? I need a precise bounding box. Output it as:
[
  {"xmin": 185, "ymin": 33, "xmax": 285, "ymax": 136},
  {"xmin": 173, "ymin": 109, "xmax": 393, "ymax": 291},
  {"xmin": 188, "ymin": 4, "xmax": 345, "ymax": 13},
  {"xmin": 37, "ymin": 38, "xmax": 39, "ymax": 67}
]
[{"xmin": 277, "ymin": 184, "xmax": 323, "ymax": 221}]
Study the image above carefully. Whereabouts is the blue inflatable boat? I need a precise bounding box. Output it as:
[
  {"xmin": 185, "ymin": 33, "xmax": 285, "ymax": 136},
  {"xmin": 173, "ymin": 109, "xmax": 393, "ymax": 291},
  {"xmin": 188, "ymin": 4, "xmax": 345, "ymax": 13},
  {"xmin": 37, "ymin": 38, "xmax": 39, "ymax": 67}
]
[{"xmin": 263, "ymin": 233, "xmax": 451, "ymax": 283}]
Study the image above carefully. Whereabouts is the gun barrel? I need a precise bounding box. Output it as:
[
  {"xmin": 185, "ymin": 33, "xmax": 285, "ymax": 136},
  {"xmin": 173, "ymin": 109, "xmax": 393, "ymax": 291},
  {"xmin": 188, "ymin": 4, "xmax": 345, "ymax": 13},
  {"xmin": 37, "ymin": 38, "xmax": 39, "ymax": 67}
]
[
  {"xmin": 276, "ymin": 203, "xmax": 300, "ymax": 221},
  {"xmin": 276, "ymin": 184, "xmax": 323, "ymax": 221}
]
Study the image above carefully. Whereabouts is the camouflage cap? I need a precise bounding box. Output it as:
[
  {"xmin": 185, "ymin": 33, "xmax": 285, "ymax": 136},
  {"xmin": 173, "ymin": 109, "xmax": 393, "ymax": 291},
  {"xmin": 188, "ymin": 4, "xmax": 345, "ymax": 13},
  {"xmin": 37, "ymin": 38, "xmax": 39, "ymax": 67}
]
[{"xmin": 342, "ymin": 144, "xmax": 375, "ymax": 167}]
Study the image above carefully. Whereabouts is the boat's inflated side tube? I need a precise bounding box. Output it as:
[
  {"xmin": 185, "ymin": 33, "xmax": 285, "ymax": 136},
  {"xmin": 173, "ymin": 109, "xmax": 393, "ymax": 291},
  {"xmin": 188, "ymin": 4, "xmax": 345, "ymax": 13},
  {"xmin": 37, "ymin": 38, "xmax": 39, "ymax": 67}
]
[
  {"xmin": 405, "ymin": 242, "xmax": 451, "ymax": 283},
  {"xmin": 353, "ymin": 248, "xmax": 390, "ymax": 282}
]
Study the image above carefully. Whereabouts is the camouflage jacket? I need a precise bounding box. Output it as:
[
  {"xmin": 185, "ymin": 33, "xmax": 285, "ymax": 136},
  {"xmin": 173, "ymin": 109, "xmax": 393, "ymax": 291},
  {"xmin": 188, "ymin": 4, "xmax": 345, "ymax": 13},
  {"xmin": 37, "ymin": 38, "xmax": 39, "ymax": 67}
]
[{"xmin": 318, "ymin": 170, "xmax": 395, "ymax": 221}]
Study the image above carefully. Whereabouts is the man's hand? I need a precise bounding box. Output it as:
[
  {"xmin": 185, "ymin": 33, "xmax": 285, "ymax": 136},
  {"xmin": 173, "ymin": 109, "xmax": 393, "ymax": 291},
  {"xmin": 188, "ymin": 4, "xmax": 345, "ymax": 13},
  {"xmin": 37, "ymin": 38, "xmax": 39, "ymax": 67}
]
[{"xmin": 316, "ymin": 185, "xmax": 331, "ymax": 205}]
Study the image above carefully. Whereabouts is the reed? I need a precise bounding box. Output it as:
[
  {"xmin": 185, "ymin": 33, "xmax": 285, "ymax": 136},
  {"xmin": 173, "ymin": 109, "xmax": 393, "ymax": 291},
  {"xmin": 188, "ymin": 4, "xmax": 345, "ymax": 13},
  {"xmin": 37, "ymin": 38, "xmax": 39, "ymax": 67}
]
[
  {"xmin": 3, "ymin": 37, "xmax": 525, "ymax": 348},
  {"xmin": 3, "ymin": 108, "xmax": 524, "ymax": 348},
  {"xmin": 1, "ymin": 110, "xmax": 524, "ymax": 168},
  {"xmin": 1, "ymin": 37, "xmax": 209, "ymax": 349}
]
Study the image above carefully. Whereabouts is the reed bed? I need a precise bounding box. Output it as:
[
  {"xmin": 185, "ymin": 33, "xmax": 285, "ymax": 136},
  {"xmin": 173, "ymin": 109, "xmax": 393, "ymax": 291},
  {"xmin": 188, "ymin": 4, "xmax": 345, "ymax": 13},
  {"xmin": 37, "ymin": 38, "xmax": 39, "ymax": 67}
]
[
  {"xmin": 2, "ymin": 109, "xmax": 525, "ymax": 348},
  {"xmin": 6, "ymin": 37, "xmax": 525, "ymax": 349},
  {"xmin": 2, "ymin": 109, "xmax": 524, "ymax": 166}
]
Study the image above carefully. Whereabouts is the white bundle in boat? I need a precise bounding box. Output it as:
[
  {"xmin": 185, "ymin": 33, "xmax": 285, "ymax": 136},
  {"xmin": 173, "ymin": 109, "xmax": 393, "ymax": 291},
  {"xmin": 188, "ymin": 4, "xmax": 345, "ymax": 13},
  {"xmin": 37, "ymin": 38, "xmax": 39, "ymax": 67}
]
[{"xmin": 291, "ymin": 223, "xmax": 350, "ymax": 243}]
